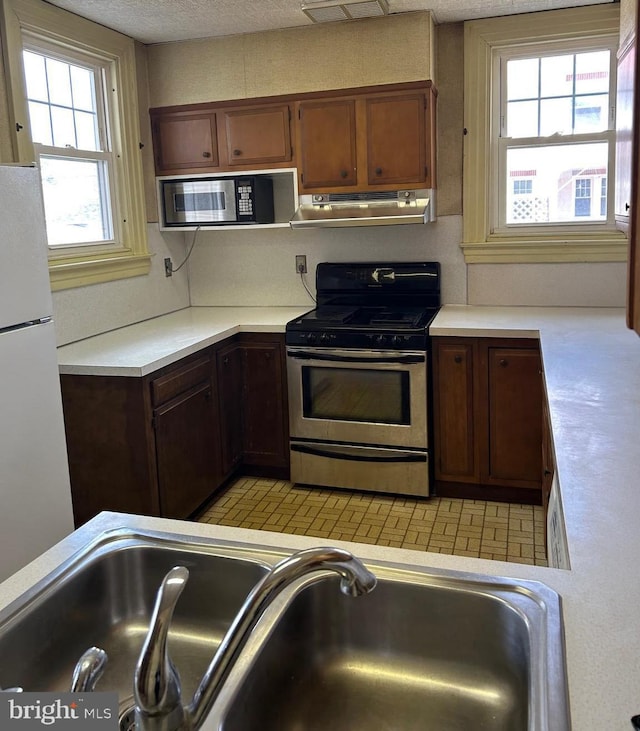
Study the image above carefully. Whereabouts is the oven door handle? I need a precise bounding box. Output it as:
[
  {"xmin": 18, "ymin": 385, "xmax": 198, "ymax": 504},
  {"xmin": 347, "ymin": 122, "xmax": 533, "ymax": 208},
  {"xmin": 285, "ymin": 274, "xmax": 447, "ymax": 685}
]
[
  {"xmin": 291, "ymin": 443, "xmax": 427, "ymax": 463},
  {"xmin": 287, "ymin": 351, "xmax": 425, "ymax": 365}
]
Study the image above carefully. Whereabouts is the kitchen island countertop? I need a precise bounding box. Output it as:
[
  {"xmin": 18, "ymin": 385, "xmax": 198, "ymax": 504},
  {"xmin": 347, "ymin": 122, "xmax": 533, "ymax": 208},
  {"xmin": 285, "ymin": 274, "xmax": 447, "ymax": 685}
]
[{"xmin": 25, "ymin": 303, "xmax": 640, "ymax": 729}]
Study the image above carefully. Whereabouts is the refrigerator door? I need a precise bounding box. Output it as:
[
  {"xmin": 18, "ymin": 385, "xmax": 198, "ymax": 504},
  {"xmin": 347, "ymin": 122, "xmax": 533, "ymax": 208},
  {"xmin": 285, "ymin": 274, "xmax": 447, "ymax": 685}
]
[
  {"xmin": 0, "ymin": 165, "xmax": 53, "ymax": 329},
  {"xmin": 0, "ymin": 320, "xmax": 74, "ymax": 581}
]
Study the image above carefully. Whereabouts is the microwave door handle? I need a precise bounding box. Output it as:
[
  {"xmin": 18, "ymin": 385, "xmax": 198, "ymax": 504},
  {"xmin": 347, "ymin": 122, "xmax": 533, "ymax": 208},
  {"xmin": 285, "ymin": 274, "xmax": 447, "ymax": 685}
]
[
  {"xmin": 287, "ymin": 351, "xmax": 425, "ymax": 365},
  {"xmin": 291, "ymin": 444, "xmax": 426, "ymax": 463}
]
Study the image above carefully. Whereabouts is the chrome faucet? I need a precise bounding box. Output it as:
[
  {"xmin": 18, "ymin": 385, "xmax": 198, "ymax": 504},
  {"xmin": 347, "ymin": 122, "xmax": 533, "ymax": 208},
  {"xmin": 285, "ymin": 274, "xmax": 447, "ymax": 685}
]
[{"xmin": 134, "ymin": 547, "xmax": 377, "ymax": 731}]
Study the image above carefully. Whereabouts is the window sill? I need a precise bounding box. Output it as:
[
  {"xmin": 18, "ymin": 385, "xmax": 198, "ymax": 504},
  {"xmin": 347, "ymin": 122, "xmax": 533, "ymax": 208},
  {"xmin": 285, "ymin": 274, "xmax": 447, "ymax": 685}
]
[
  {"xmin": 460, "ymin": 233, "xmax": 628, "ymax": 263},
  {"xmin": 49, "ymin": 253, "xmax": 152, "ymax": 291}
]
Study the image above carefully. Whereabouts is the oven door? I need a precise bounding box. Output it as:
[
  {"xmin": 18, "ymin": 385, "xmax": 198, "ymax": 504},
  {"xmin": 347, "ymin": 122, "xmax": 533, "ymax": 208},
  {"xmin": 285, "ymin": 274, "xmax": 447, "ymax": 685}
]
[{"xmin": 286, "ymin": 347, "xmax": 427, "ymax": 449}]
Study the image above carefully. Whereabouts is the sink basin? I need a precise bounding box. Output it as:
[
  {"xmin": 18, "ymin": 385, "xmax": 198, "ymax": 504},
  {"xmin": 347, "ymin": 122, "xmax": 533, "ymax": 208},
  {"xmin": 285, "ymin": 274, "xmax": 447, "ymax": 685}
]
[
  {"xmin": 217, "ymin": 569, "xmax": 569, "ymax": 731},
  {"xmin": 0, "ymin": 528, "xmax": 569, "ymax": 731},
  {"xmin": 0, "ymin": 531, "xmax": 270, "ymax": 703}
]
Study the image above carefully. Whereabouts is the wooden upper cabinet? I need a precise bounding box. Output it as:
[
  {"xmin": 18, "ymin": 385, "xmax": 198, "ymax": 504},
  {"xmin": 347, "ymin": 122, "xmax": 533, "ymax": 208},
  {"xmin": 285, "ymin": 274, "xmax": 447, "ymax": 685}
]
[
  {"xmin": 152, "ymin": 112, "xmax": 218, "ymax": 174},
  {"xmin": 297, "ymin": 99, "xmax": 357, "ymax": 189},
  {"xmin": 366, "ymin": 93, "xmax": 427, "ymax": 186},
  {"xmin": 220, "ymin": 104, "xmax": 292, "ymax": 167},
  {"xmin": 295, "ymin": 82, "xmax": 436, "ymax": 193}
]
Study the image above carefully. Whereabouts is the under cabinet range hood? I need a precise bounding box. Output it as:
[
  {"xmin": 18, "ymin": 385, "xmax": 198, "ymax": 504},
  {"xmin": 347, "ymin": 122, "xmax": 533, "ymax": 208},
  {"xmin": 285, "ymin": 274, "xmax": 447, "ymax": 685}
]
[{"xmin": 289, "ymin": 189, "xmax": 434, "ymax": 228}]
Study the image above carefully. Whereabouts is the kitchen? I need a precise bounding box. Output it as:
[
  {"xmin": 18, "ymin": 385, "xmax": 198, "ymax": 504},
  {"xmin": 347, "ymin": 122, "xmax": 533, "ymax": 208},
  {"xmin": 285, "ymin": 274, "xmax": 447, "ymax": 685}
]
[{"xmin": 1, "ymin": 0, "xmax": 640, "ymax": 728}]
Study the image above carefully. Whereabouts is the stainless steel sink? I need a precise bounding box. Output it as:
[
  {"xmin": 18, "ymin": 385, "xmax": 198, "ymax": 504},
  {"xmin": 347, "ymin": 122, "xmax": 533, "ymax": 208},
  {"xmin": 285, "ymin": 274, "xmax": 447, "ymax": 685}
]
[
  {"xmin": 0, "ymin": 529, "xmax": 569, "ymax": 731},
  {"xmin": 216, "ymin": 569, "xmax": 569, "ymax": 731},
  {"xmin": 0, "ymin": 532, "xmax": 270, "ymax": 704}
]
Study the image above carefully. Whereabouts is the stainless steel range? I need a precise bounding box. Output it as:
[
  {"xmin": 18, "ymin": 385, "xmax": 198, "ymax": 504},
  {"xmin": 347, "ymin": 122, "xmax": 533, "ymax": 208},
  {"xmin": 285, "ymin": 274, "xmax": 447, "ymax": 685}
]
[{"xmin": 285, "ymin": 261, "xmax": 440, "ymax": 497}]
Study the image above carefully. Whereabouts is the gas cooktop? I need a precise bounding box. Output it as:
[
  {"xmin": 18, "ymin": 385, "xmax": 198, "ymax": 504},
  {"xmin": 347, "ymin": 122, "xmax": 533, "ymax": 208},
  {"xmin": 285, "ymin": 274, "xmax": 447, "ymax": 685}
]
[{"xmin": 286, "ymin": 262, "xmax": 441, "ymax": 350}]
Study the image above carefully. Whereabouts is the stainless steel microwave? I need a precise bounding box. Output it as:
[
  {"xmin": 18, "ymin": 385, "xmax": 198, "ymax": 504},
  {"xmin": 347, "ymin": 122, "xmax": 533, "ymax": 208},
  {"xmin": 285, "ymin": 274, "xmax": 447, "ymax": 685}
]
[{"xmin": 160, "ymin": 175, "xmax": 274, "ymax": 227}]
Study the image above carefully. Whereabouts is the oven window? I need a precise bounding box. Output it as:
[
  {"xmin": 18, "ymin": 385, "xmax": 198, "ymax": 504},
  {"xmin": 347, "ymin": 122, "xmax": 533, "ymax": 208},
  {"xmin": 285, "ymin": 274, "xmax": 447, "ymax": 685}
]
[
  {"xmin": 174, "ymin": 191, "xmax": 226, "ymax": 212},
  {"xmin": 302, "ymin": 366, "xmax": 410, "ymax": 424}
]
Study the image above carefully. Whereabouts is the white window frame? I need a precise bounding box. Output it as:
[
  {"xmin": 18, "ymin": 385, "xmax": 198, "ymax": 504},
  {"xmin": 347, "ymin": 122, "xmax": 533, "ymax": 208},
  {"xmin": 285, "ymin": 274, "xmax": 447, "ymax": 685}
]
[
  {"xmin": 462, "ymin": 4, "xmax": 627, "ymax": 263},
  {"xmin": 1, "ymin": 0, "xmax": 150, "ymax": 289}
]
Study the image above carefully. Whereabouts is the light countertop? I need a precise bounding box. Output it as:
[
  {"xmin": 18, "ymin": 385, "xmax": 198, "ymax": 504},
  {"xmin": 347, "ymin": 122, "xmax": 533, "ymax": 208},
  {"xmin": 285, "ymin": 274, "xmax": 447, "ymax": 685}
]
[
  {"xmin": 20, "ymin": 303, "xmax": 640, "ymax": 729},
  {"xmin": 57, "ymin": 306, "xmax": 310, "ymax": 377}
]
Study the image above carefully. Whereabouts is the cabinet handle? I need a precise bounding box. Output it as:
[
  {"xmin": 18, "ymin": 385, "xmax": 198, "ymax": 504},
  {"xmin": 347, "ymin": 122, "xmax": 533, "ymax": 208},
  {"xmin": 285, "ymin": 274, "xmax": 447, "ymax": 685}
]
[
  {"xmin": 223, "ymin": 356, "xmax": 229, "ymax": 366},
  {"xmin": 499, "ymin": 359, "xmax": 508, "ymax": 367},
  {"xmin": 626, "ymin": 202, "xmax": 631, "ymax": 211},
  {"xmin": 233, "ymin": 149, "xmax": 242, "ymax": 156},
  {"xmin": 375, "ymin": 167, "xmax": 382, "ymax": 176},
  {"xmin": 202, "ymin": 151, "xmax": 211, "ymax": 158},
  {"xmin": 265, "ymin": 352, "xmax": 271, "ymax": 360},
  {"xmin": 339, "ymin": 169, "xmax": 348, "ymax": 178},
  {"xmin": 453, "ymin": 355, "xmax": 462, "ymax": 364}
]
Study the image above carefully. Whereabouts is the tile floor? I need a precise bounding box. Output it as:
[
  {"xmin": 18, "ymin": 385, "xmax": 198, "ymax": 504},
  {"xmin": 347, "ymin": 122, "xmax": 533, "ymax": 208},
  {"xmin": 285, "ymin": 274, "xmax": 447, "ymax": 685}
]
[{"xmin": 198, "ymin": 476, "xmax": 548, "ymax": 567}]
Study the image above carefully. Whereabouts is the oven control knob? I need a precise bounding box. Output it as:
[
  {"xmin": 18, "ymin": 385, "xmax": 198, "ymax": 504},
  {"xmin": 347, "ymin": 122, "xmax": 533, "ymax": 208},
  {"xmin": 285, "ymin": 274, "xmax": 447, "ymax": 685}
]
[
  {"xmin": 374, "ymin": 334, "xmax": 386, "ymax": 346},
  {"xmin": 306, "ymin": 332, "xmax": 317, "ymax": 344},
  {"xmin": 319, "ymin": 333, "xmax": 330, "ymax": 343},
  {"xmin": 392, "ymin": 335, "xmax": 402, "ymax": 346}
]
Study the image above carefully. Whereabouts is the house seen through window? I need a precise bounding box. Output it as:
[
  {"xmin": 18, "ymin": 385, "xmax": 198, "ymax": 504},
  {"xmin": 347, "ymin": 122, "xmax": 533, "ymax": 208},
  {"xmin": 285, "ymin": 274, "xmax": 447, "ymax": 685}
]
[{"xmin": 22, "ymin": 46, "xmax": 116, "ymax": 248}]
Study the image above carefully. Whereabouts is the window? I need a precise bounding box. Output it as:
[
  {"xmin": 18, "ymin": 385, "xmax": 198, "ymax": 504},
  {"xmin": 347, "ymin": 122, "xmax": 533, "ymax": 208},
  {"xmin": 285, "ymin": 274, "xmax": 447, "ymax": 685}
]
[
  {"xmin": 1, "ymin": 0, "xmax": 150, "ymax": 289},
  {"xmin": 23, "ymin": 45, "xmax": 116, "ymax": 248},
  {"xmin": 463, "ymin": 5, "xmax": 627, "ymax": 263}
]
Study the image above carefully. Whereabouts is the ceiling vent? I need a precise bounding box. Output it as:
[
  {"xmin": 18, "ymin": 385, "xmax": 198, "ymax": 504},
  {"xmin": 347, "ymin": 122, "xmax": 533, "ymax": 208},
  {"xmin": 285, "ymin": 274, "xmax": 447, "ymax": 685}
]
[{"xmin": 301, "ymin": 0, "xmax": 389, "ymax": 23}]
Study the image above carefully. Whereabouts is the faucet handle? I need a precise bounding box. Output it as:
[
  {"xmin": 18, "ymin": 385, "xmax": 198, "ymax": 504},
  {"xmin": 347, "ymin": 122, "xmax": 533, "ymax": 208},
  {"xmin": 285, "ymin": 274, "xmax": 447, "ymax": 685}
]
[
  {"xmin": 134, "ymin": 566, "xmax": 189, "ymax": 729},
  {"xmin": 71, "ymin": 646, "xmax": 108, "ymax": 692},
  {"xmin": 0, "ymin": 686, "xmax": 23, "ymax": 693}
]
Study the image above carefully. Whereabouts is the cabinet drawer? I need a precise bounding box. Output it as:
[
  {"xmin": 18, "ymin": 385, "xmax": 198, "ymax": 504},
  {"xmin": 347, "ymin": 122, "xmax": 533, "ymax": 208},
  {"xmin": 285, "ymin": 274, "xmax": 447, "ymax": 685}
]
[{"xmin": 151, "ymin": 356, "xmax": 211, "ymax": 406}]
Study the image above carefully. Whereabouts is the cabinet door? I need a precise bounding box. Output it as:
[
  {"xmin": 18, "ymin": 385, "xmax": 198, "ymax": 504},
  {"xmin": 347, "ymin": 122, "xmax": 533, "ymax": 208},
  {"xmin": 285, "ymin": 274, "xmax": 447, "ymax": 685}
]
[
  {"xmin": 221, "ymin": 105, "xmax": 292, "ymax": 167},
  {"xmin": 241, "ymin": 338, "xmax": 288, "ymax": 469},
  {"xmin": 216, "ymin": 341, "xmax": 244, "ymax": 476},
  {"xmin": 154, "ymin": 382, "xmax": 220, "ymax": 519},
  {"xmin": 615, "ymin": 39, "xmax": 635, "ymax": 225},
  {"xmin": 152, "ymin": 112, "xmax": 218, "ymax": 173},
  {"xmin": 366, "ymin": 93, "xmax": 427, "ymax": 186},
  {"xmin": 297, "ymin": 99, "xmax": 357, "ymax": 189},
  {"xmin": 486, "ymin": 347, "xmax": 543, "ymax": 488},
  {"xmin": 433, "ymin": 339, "xmax": 479, "ymax": 482}
]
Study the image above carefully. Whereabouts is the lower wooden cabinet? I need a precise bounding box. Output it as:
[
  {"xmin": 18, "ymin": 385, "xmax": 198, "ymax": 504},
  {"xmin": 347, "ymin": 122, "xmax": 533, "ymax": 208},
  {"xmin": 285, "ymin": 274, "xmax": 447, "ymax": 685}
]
[
  {"xmin": 61, "ymin": 334, "xmax": 290, "ymax": 527},
  {"xmin": 432, "ymin": 337, "xmax": 543, "ymax": 503},
  {"xmin": 240, "ymin": 334, "xmax": 289, "ymax": 472}
]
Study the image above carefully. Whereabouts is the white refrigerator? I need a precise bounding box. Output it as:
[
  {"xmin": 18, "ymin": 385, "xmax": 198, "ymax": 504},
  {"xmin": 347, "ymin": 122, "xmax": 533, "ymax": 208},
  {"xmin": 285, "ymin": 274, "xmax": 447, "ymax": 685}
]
[{"xmin": 0, "ymin": 164, "xmax": 74, "ymax": 582}]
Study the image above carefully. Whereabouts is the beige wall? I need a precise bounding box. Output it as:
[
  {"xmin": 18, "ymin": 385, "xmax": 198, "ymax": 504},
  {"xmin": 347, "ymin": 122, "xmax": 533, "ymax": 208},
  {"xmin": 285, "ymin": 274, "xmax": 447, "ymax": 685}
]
[{"xmin": 146, "ymin": 12, "xmax": 435, "ymax": 107}]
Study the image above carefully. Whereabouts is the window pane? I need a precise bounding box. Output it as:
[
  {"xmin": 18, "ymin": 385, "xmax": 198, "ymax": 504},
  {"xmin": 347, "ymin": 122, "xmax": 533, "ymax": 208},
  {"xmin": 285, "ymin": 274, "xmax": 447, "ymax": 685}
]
[
  {"xmin": 506, "ymin": 142, "xmax": 608, "ymax": 224},
  {"xmin": 39, "ymin": 156, "xmax": 113, "ymax": 245},
  {"xmin": 22, "ymin": 51, "xmax": 48, "ymax": 102},
  {"xmin": 507, "ymin": 100, "xmax": 538, "ymax": 137},
  {"xmin": 540, "ymin": 54, "xmax": 573, "ymax": 98},
  {"xmin": 574, "ymin": 94, "xmax": 608, "ymax": 132},
  {"xmin": 540, "ymin": 97, "xmax": 573, "ymax": 136},
  {"xmin": 575, "ymin": 50, "xmax": 610, "ymax": 94},
  {"xmin": 45, "ymin": 57, "xmax": 72, "ymax": 106},
  {"xmin": 50, "ymin": 106, "xmax": 76, "ymax": 148},
  {"xmin": 507, "ymin": 58, "xmax": 539, "ymax": 100},
  {"xmin": 23, "ymin": 50, "xmax": 103, "ymax": 151},
  {"xmin": 70, "ymin": 65, "xmax": 95, "ymax": 111},
  {"xmin": 28, "ymin": 101, "xmax": 53, "ymax": 146},
  {"xmin": 505, "ymin": 49, "xmax": 612, "ymax": 140},
  {"xmin": 75, "ymin": 110, "xmax": 99, "ymax": 151}
]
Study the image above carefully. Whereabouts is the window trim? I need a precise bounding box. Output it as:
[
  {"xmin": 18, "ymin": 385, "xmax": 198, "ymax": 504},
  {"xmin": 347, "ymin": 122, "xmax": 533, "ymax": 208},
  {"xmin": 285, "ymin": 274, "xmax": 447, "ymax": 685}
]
[
  {"xmin": 462, "ymin": 4, "xmax": 627, "ymax": 264},
  {"xmin": 1, "ymin": 0, "xmax": 150, "ymax": 289}
]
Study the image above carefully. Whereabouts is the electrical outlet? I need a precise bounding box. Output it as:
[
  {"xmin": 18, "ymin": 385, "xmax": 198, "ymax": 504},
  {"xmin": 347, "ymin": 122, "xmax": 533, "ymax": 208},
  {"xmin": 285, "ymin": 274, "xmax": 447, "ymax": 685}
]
[
  {"xmin": 164, "ymin": 257, "xmax": 173, "ymax": 277},
  {"xmin": 295, "ymin": 255, "xmax": 307, "ymax": 274}
]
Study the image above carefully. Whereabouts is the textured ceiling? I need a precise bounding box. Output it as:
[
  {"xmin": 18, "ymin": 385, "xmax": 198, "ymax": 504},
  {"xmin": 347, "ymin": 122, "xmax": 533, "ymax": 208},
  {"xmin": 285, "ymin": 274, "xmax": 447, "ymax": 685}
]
[{"xmin": 44, "ymin": 0, "xmax": 614, "ymax": 44}]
